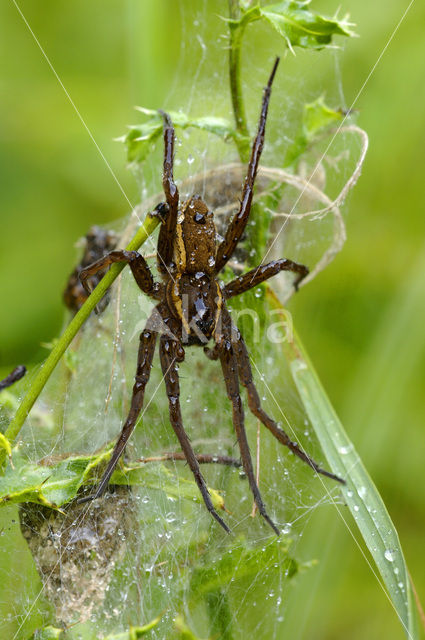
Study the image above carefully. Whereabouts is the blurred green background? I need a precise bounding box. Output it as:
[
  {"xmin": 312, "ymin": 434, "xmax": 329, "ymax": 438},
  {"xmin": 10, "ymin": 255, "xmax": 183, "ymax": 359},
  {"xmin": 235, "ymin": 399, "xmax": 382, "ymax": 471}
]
[{"xmin": 0, "ymin": 0, "xmax": 424, "ymax": 638}]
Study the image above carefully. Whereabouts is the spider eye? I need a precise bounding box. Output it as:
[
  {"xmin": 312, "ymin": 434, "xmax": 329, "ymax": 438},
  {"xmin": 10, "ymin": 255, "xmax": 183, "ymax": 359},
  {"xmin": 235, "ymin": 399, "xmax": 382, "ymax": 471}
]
[{"xmin": 194, "ymin": 212, "xmax": 206, "ymax": 224}]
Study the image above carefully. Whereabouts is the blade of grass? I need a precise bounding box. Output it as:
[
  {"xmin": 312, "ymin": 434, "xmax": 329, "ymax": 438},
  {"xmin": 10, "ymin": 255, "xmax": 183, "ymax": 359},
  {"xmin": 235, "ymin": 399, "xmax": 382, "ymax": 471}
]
[
  {"xmin": 267, "ymin": 287, "xmax": 419, "ymax": 640},
  {"xmin": 1, "ymin": 213, "xmax": 160, "ymax": 466}
]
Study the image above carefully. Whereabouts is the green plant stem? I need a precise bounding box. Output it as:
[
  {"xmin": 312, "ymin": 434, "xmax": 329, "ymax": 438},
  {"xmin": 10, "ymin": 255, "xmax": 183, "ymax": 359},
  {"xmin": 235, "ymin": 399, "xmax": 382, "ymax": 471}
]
[
  {"xmin": 228, "ymin": 0, "xmax": 250, "ymax": 162},
  {"xmin": 1, "ymin": 213, "xmax": 160, "ymax": 467}
]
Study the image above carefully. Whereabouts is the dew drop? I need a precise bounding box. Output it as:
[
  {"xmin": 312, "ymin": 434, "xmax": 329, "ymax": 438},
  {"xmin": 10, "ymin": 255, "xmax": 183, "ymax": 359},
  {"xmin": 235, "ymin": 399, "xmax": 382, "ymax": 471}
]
[
  {"xmin": 357, "ymin": 486, "xmax": 367, "ymax": 499},
  {"xmin": 338, "ymin": 444, "xmax": 352, "ymax": 455},
  {"xmin": 165, "ymin": 512, "xmax": 176, "ymax": 524},
  {"xmin": 384, "ymin": 549, "xmax": 395, "ymax": 562}
]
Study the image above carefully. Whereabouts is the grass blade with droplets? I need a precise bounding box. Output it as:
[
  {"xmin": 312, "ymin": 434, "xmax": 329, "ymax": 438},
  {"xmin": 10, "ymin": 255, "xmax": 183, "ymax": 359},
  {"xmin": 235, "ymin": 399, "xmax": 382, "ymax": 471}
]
[{"xmin": 267, "ymin": 288, "xmax": 419, "ymax": 639}]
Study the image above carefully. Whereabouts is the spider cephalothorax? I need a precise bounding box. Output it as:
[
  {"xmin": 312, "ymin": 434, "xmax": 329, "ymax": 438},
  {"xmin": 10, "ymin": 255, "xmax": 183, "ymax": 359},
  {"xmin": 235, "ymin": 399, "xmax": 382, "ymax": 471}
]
[{"xmin": 79, "ymin": 58, "xmax": 344, "ymax": 534}]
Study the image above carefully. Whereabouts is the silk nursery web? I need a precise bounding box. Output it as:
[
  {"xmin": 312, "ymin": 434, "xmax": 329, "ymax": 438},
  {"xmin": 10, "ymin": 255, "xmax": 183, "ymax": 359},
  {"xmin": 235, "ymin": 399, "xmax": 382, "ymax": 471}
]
[
  {"xmin": 0, "ymin": 2, "xmax": 368, "ymax": 639},
  {"xmin": 1, "ymin": 135, "xmax": 366, "ymax": 639}
]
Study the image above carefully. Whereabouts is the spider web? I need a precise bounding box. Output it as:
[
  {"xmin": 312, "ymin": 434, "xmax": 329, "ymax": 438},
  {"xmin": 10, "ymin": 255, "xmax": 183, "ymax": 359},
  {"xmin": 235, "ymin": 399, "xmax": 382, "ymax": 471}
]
[{"xmin": 0, "ymin": 3, "xmax": 368, "ymax": 639}]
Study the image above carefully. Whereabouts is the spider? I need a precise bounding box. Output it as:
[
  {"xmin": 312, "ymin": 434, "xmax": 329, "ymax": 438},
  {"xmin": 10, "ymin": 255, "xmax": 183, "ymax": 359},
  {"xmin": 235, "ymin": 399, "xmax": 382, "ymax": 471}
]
[
  {"xmin": 78, "ymin": 58, "xmax": 344, "ymax": 534},
  {"xmin": 63, "ymin": 226, "xmax": 117, "ymax": 314}
]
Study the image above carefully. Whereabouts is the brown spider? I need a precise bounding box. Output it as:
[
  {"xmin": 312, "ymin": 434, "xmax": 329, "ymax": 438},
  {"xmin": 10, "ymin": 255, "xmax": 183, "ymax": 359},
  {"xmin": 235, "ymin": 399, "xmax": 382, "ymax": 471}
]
[
  {"xmin": 63, "ymin": 226, "xmax": 117, "ymax": 314},
  {"xmin": 78, "ymin": 58, "xmax": 344, "ymax": 534}
]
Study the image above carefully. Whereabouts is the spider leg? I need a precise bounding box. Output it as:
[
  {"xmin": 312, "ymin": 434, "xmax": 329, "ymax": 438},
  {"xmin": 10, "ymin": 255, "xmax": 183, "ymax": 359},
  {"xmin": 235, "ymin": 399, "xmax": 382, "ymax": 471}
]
[
  {"xmin": 224, "ymin": 258, "xmax": 309, "ymax": 299},
  {"xmin": 0, "ymin": 365, "xmax": 26, "ymax": 391},
  {"xmin": 219, "ymin": 338, "xmax": 280, "ymax": 535},
  {"xmin": 139, "ymin": 452, "xmax": 242, "ymax": 468},
  {"xmin": 79, "ymin": 250, "xmax": 162, "ymax": 310},
  {"xmin": 157, "ymin": 110, "xmax": 179, "ymax": 276},
  {"xmin": 159, "ymin": 335, "xmax": 231, "ymax": 534},
  {"xmin": 233, "ymin": 330, "xmax": 345, "ymax": 485},
  {"xmin": 203, "ymin": 343, "xmax": 220, "ymax": 361},
  {"xmin": 215, "ymin": 58, "xmax": 280, "ymax": 273},
  {"xmin": 78, "ymin": 328, "xmax": 157, "ymax": 504}
]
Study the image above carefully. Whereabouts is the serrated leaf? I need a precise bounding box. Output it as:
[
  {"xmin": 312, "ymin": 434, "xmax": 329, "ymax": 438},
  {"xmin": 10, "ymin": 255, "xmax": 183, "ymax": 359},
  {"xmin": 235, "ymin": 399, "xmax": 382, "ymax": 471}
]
[
  {"xmin": 189, "ymin": 537, "xmax": 297, "ymax": 598},
  {"xmin": 261, "ymin": 1, "xmax": 355, "ymax": 51},
  {"xmin": 0, "ymin": 447, "xmax": 224, "ymax": 511},
  {"xmin": 122, "ymin": 110, "xmax": 237, "ymax": 165},
  {"xmin": 229, "ymin": 1, "xmax": 355, "ymax": 53}
]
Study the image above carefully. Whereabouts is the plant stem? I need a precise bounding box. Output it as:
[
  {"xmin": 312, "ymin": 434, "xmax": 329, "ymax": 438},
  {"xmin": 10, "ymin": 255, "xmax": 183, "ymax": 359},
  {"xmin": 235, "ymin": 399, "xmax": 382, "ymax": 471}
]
[
  {"xmin": 1, "ymin": 213, "xmax": 160, "ymax": 467},
  {"xmin": 228, "ymin": 0, "xmax": 250, "ymax": 162}
]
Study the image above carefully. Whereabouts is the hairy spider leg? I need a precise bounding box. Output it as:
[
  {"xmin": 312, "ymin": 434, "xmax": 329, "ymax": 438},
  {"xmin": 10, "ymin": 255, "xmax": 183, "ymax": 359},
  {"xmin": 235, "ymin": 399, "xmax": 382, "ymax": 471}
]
[
  {"xmin": 141, "ymin": 452, "xmax": 242, "ymax": 468},
  {"xmin": 215, "ymin": 57, "xmax": 280, "ymax": 273},
  {"xmin": 78, "ymin": 328, "xmax": 158, "ymax": 504},
  {"xmin": 0, "ymin": 365, "xmax": 26, "ymax": 391},
  {"xmin": 159, "ymin": 335, "xmax": 231, "ymax": 533},
  {"xmin": 156, "ymin": 110, "xmax": 180, "ymax": 277},
  {"xmin": 223, "ymin": 258, "xmax": 309, "ymax": 299},
  {"xmin": 233, "ymin": 329, "xmax": 345, "ymax": 484},
  {"xmin": 219, "ymin": 334, "xmax": 280, "ymax": 535},
  {"xmin": 79, "ymin": 249, "xmax": 163, "ymax": 311}
]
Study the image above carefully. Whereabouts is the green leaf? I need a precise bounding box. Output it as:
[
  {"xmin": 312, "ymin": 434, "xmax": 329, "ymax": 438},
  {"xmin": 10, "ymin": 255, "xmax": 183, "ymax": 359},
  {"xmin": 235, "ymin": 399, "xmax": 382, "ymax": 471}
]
[
  {"xmin": 289, "ymin": 344, "xmax": 419, "ymax": 639},
  {"xmin": 260, "ymin": 1, "xmax": 355, "ymax": 52},
  {"xmin": 119, "ymin": 121, "xmax": 163, "ymax": 164},
  {"xmin": 302, "ymin": 95, "xmax": 343, "ymax": 140},
  {"xmin": 189, "ymin": 536, "xmax": 297, "ymax": 598},
  {"xmin": 285, "ymin": 95, "xmax": 343, "ymax": 166},
  {"xmin": 228, "ymin": 1, "xmax": 355, "ymax": 53},
  {"xmin": 121, "ymin": 109, "xmax": 237, "ymax": 165},
  {"xmin": 0, "ymin": 447, "xmax": 225, "ymax": 511}
]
